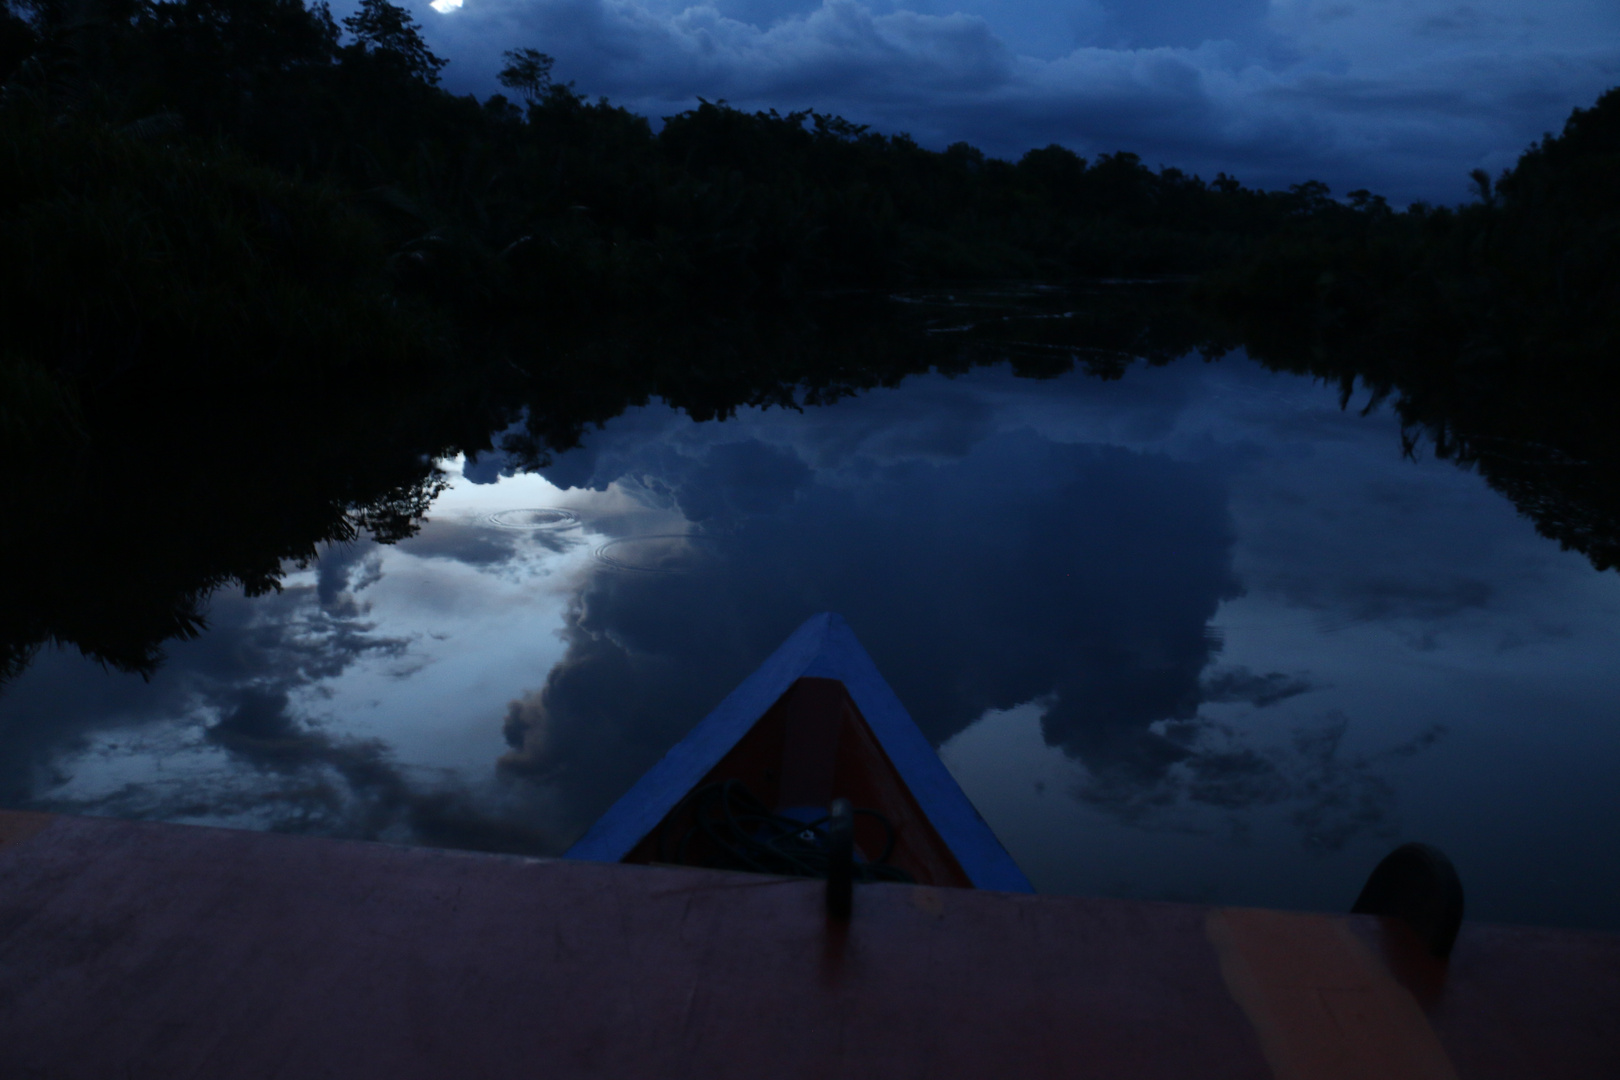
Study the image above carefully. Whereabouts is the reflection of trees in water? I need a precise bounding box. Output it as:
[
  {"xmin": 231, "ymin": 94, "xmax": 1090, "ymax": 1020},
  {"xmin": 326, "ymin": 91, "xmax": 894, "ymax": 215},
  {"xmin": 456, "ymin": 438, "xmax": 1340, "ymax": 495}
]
[
  {"xmin": 3, "ymin": 253, "xmax": 1586, "ymax": 855},
  {"xmin": 0, "ymin": 175, "xmax": 1215, "ymax": 693},
  {"xmin": 14, "ymin": 0, "xmax": 1610, "ymax": 692},
  {"xmin": 10, "ymin": 239, "xmax": 1616, "ymax": 728},
  {"xmin": 6, "ymin": 0, "xmax": 1612, "ymax": 861},
  {"xmin": 7, "ymin": 0, "xmax": 1615, "ymax": 681},
  {"xmin": 1231, "ymin": 313, "xmax": 1620, "ymax": 575},
  {"xmin": 4, "ymin": 92, "xmax": 1611, "ymax": 854},
  {"xmin": 1208, "ymin": 87, "xmax": 1620, "ymax": 573},
  {"xmin": 0, "ymin": 106, "xmax": 459, "ymax": 683}
]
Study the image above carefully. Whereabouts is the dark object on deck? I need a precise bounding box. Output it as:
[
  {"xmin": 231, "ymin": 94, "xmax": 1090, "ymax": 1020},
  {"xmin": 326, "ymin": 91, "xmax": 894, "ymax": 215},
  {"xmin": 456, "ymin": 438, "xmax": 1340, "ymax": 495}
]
[
  {"xmin": 567, "ymin": 612, "xmax": 1033, "ymax": 892},
  {"xmin": 826, "ymin": 797, "xmax": 854, "ymax": 920},
  {"xmin": 1353, "ymin": 841, "xmax": 1466, "ymax": 958},
  {"xmin": 654, "ymin": 779, "xmax": 911, "ymax": 886}
]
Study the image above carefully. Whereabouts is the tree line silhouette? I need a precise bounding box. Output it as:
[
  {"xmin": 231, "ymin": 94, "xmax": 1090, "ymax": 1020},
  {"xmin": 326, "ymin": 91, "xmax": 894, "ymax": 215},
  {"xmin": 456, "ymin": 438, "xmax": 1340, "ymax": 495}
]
[
  {"xmin": 1, "ymin": 0, "xmax": 1340, "ymax": 302},
  {"xmin": 1, "ymin": 0, "xmax": 1616, "ymax": 684},
  {"xmin": 1205, "ymin": 87, "xmax": 1620, "ymax": 569}
]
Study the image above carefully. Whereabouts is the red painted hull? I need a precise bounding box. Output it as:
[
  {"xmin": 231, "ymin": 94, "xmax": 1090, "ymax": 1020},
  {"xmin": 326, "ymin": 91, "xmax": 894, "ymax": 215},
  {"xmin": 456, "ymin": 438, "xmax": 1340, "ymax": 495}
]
[
  {"xmin": 619, "ymin": 676, "xmax": 974, "ymax": 887},
  {"xmin": 566, "ymin": 614, "xmax": 1033, "ymax": 891}
]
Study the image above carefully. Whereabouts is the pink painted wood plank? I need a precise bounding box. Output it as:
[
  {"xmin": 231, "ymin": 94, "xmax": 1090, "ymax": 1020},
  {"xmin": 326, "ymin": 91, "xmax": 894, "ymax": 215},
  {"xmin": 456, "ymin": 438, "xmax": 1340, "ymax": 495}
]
[{"xmin": 1, "ymin": 812, "xmax": 1616, "ymax": 1079}]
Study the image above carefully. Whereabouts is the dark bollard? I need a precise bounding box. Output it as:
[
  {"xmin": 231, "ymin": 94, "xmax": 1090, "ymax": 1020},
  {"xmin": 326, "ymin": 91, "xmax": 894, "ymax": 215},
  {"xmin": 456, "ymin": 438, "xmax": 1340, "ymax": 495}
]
[
  {"xmin": 826, "ymin": 798, "xmax": 854, "ymax": 920},
  {"xmin": 1352, "ymin": 841, "xmax": 1465, "ymax": 958}
]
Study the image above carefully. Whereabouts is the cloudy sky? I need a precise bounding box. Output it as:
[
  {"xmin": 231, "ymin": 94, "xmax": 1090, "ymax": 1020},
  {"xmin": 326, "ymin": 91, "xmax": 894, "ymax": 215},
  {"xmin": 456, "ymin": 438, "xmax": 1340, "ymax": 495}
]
[{"xmin": 402, "ymin": 0, "xmax": 1620, "ymax": 203}]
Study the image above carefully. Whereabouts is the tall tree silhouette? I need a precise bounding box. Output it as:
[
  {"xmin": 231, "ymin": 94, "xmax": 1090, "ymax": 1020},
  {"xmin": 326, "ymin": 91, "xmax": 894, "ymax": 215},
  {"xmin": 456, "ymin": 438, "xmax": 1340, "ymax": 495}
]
[
  {"xmin": 498, "ymin": 46, "xmax": 554, "ymax": 107},
  {"xmin": 341, "ymin": 0, "xmax": 443, "ymax": 84}
]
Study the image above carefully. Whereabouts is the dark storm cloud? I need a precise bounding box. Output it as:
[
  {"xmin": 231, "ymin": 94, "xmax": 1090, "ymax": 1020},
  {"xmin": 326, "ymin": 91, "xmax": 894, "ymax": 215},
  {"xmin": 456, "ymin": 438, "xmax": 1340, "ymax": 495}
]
[
  {"xmin": 201, "ymin": 683, "xmax": 557, "ymax": 852},
  {"xmin": 316, "ymin": 541, "xmax": 382, "ymax": 611},
  {"xmin": 1092, "ymin": 0, "xmax": 1269, "ymax": 50},
  {"xmin": 1240, "ymin": 461, "xmax": 1502, "ymax": 636},
  {"xmin": 669, "ymin": 440, "xmax": 813, "ymax": 520},
  {"xmin": 792, "ymin": 379, "xmax": 1000, "ymax": 462},
  {"xmin": 1200, "ymin": 664, "xmax": 1315, "ymax": 707},
  {"xmin": 396, "ymin": 519, "xmax": 523, "ymax": 566},
  {"xmin": 412, "ymin": 0, "xmax": 1620, "ymax": 202},
  {"xmin": 1287, "ymin": 713, "xmax": 1447, "ymax": 851},
  {"xmin": 0, "ymin": 567, "xmax": 400, "ymax": 805},
  {"xmin": 708, "ymin": 0, "xmax": 818, "ymax": 29},
  {"xmin": 1080, "ymin": 709, "xmax": 1447, "ymax": 850},
  {"xmin": 1264, "ymin": 570, "xmax": 1493, "ymax": 633},
  {"xmin": 463, "ymin": 452, "xmax": 517, "ymax": 485},
  {"xmin": 462, "ymin": 412, "xmax": 533, "ymax": 486},
  {"xmin": 1348, "ymin": 577, "xmax": 1492, "ymax": 622},
  {"xmin": 494, "ymin": 364, "xmax": 1457, "ymax": 847},
  {"xmin": 526, "ymin": 405, "xmax": 690, "ymax": 491},
  {"xmin": 501, "ymin": 425, "xmax": 1242, "ymax": 837}
]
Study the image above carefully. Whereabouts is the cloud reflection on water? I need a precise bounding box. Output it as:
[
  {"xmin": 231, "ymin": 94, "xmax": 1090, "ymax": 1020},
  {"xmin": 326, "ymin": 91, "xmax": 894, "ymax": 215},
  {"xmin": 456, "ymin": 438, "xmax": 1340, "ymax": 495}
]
[
  {"xmin": 6, "ymin": 356, "xmax": 1619, "ymax": 927},
  {"xmin": 500, "ymin": 425, "xmax": 1249, "ymax": 840}
]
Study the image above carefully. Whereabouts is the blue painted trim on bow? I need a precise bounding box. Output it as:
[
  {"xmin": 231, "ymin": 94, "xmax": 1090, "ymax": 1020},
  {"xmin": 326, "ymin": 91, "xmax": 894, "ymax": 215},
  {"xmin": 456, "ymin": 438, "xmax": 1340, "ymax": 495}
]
[{"xmin": 565, "ymin": 613, "xmax": 1032, "ymax": 894}]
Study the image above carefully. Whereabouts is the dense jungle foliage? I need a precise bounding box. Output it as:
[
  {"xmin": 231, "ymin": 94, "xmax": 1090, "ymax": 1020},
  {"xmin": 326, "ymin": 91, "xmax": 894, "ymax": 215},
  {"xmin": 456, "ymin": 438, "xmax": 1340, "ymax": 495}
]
[
  {"xmin": 1205, "ymin": 86, "xmax": 1620, "ymax": 569},
  {"xmin": 0, "ymin": 0, "xmax": 1616, "ymax": 684},
  {"xmin": 0, "ymin": 0, "xmax": 1340, "ymax": 302}
]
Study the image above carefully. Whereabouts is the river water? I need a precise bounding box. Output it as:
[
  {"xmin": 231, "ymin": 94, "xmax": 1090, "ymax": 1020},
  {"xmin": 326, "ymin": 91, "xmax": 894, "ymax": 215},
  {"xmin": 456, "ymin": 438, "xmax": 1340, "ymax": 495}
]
[{"xmin": 4, "ymin": 345, "xmax": 1618, "ymax": 930}]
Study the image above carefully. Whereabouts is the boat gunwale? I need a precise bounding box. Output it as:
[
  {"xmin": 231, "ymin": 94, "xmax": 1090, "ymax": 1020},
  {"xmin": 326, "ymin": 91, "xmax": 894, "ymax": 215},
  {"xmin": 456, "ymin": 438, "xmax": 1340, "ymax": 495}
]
[{"xmin": 564, "ymin": 612, "xmax": 1033, "ymax": 893}]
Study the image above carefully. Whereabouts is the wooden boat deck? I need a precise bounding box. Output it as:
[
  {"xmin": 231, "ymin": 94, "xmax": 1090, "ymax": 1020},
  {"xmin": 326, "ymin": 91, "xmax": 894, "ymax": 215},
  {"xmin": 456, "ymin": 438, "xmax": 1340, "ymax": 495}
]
[{"xmin": 3, "ymin": 809, "xmax": 1617, "ymax": 1078}]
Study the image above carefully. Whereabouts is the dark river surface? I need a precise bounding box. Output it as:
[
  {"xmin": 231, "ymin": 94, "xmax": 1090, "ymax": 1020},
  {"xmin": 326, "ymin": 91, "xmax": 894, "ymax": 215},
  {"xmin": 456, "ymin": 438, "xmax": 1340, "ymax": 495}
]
[{"xmin": 4, "ymin": 326, "xmax": 1618, "ymax": 931}]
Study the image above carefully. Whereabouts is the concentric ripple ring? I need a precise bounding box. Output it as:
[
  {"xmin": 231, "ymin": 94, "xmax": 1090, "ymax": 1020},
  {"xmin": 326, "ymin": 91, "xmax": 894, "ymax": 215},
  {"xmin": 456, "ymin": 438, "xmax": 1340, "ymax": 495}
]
[
  {"xmin": 488, "ymin": 508, "xmax": 582, "ymax": 531},
  {"xmin": 594, "ymin": 534, "xmax": 721, "ymax": 573}
]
